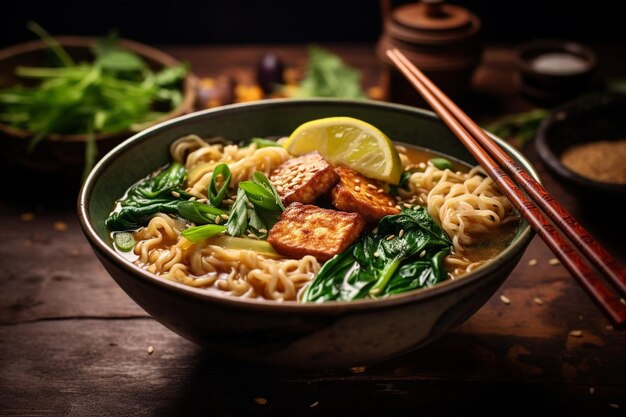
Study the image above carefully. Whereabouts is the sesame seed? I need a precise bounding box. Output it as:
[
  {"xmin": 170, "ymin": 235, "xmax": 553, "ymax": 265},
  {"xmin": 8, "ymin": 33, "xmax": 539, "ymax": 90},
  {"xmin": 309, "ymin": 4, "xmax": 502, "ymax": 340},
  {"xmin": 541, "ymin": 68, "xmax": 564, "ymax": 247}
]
[
  {"xmin": 395, "ymin": 205, "xmax": 402, "ymax": 210},
  {"xmin": 171, "ymin": 191, "xmax": 181, "ymax": 198},
  {"xmin": 606, "ymin": 324, "xmax": 614, "ymax": 331},
  {"xmin": 620, "ymin": 298, "xmax": 626, "ymax": 306},
  {"xmin": 367, "ymin": 183, "xmax": 377, "ymax": 190},
  {"xmin": 533, "ymin": 297, "xmax": 543, "ymax": 306},
  {"xmin": 258, "ymin": 228, "xmax": 267, "ymax": 234},
  {"xmin": 528, "ymin": 259, "xmax": 538, "ymax": 266},
  {"xmin": 20, "ymin": 213, "xmax": 35, "ymax": 222},
  {"xmin": 419, "ymin": 250, "xmax": 426, "ymax": 258},
  {"xmin": 387, "ymin": 201, "xmax": 394, "ymax": 207},
  {"xmin": 53, "ymin": 221, "xmax": 68, "ymax": 232},
  {"xmin": 310, "ymin": 401, "xmax": 319, "ymax": 408},
  {"xmin": 374, "ymin": 251, "xmax": 380, "ymax": 257},
  {"xmin": 220, "ymin": 214, "xmax": 229, "ymax": 220},
  {"xmin": 354, "ymin": 186, "xmax": 361, "ymax": 192},
  {"xmin": 398, "ymin": 229, "xmax": 405, "ymax": 238},
  {"xmin": 386, "ymin": 235, "xmax": 395, "ymax": 241},
  {"xmin": 569, "ymin": 330, "xmax": 583, "ymax": 337},
  {"xmin": 365, "ymin": 193, "xmax": 373, "ymax": 199},
  {"xmin": 214, "ymin": 216, "xmax": 221, "ymax": 224},
  {"xmin": 354, "ymin": 179, "xmax": 360, "ymax": 184},
  {"xmin": 248, "ymin": 233, "xmax": 259, "ymax": 239},
  {"xmin": 403, "ymin": 203, "xmax": 412, "ymax": 208},
  {"xmin": 197, "ymin": 198, "xmax": 208, "ymax": 203},
  {"xmin": 377, "ymin": 188, "xmax": 384, "ymax": 194},
  {"xmin": 254, "ymin": 398, "xmax": 267, "ymax": 405},
  {"xmin": 418, "ymin": 162, "xmax": 426, "ymax": 169},
  {"xmin": 548, "ymin": 258, "xmax": 560, "ymax": 266},
  {"xmin": 147, "ymin": 345, "xmax": 154, "ymax": 355},
  {"xmin": 500, "ymin": 295, "xmax": 511, "ymax": 305},
  {"xmin": 589, "ymin": 387, "xmax": 595, "ymax": 395},
  {"xmin": 188, "ymin": 196, "xmax": 197, "ymax": 201},
  {"xmin": 350, "ymin": 366, "xmax": 366, "ymax": 373},
  {"xmin": 609, "ymin": 404, "xmax": 619, "ymax": 409}
]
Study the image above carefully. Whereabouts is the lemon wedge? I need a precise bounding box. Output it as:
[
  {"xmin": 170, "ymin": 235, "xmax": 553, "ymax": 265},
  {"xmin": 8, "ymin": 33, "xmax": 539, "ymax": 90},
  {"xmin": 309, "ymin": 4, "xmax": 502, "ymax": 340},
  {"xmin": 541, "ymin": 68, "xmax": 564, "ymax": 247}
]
[{"xmin": 283, "ymin": 117, "xmax": 403, "ymax": 184}]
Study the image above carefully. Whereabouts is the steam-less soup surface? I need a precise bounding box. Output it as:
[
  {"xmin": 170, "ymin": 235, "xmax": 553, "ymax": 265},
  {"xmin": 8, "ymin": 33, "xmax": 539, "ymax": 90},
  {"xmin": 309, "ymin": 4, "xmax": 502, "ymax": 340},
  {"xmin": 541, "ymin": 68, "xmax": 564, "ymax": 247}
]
[{"xmin": 106, "ymin": 128, "xmax": 518, "ymax": 302}]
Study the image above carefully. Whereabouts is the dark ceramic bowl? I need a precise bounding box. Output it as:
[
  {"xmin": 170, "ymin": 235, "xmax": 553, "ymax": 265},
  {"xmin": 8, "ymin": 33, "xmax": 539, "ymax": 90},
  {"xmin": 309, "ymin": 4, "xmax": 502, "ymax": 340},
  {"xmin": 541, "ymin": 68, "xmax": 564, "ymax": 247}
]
[
  {"xmin": 518, "ymin": 40, "xmax": 596, "ymax": 102},
  {"xmin": 536, "ymin": 92, "xmax": 626, "ymax": 199},
  {"xmin": 0, "ymin": 36, "xmax": 197, "ymax": 181},
  {"xmin": 79, "ymin": 99, "xmax": 537, "ymax": 368}
]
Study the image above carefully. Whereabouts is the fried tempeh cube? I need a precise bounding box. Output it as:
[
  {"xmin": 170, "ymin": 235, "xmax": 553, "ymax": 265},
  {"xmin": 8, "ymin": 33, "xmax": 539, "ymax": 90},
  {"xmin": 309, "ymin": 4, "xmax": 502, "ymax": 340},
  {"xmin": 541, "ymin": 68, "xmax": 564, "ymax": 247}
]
[
  {"xmin": 267, "ymin": 203, "xmax": 365, "ymax": 262},
  {"xmin": 270, "ymin": 151, "xmax": 339, "ymax": 205},
  {"xmin": 331, "ymin": 166, "xmax": 400, "ymax": 222}
]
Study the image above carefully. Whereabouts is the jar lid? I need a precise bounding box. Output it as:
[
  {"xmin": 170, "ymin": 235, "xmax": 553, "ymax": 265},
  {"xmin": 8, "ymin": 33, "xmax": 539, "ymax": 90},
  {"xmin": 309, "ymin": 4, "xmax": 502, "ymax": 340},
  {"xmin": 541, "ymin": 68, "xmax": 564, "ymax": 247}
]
[{"xmin": 388, "ymin": 0, "xmax": 480, "ymax": 44}]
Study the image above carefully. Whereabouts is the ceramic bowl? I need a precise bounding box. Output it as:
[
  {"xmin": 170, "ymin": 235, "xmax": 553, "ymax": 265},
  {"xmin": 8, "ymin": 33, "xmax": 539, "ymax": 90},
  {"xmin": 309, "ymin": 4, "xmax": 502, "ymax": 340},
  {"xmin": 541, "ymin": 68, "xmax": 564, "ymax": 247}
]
[
  {"xmin": 536, "ymin": 92, "xmax": 626, "ymax": 200},
  {"xmin": 0, "ymin": 36, "xmax": 197, "ymax": 183},
  {"xmin": 518, "ymin": 39, "xmax": 596, "ymax": 102},
  {"xmin": 79, "ymin": 99, "xmax": 537, "ymax": 368}
]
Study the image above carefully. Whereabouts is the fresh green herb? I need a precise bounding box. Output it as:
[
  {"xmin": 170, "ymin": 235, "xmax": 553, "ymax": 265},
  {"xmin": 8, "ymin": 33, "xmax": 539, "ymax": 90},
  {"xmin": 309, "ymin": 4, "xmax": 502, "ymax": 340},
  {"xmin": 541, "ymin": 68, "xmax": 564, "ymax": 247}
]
[
  {"xmin": 208, "ymin": 163, "xmax": 231, "ymax": 207},
  {"xmin": 181, "ymin": 224, "xmax": 226, "ymax": 242},
  {"xmin": 177, "ymin": 201, "xmax": 225, "ymax": 225},
  {"xmin": 302, "ymin": 208, "xmax": 452, "ymax": 302},
  {"xmin": 250, "ymin": 137, "xmax": 282, "ymax": 148},
  {"xmin": 429, "ymin": 157, "xmax": 453, "ymax": 170},
  {"xmin": 0, "ymin": 24, "xmax": 188, "ymax": 178},
  {"xmin": 113, "ymin": 232, "xmax": 136, "ymax": 252},
  {"xmin": 225, "ymin": 172, "xmax": 284, "ymax": 238},
  {"xmin": 485, "ymin": 109, "xmax": 549, "ymax": 147},
  {"xmin": 291, "ymin": 46, "xmax": 366, "ymax": 99}
]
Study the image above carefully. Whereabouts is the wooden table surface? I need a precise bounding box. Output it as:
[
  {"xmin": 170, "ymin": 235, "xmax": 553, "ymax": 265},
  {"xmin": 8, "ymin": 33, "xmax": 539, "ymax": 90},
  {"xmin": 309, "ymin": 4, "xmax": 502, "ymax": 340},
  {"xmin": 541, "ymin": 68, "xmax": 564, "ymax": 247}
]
[{"xmin": 1, "ymin": 44, "xmax": 625, "ymax": 417}]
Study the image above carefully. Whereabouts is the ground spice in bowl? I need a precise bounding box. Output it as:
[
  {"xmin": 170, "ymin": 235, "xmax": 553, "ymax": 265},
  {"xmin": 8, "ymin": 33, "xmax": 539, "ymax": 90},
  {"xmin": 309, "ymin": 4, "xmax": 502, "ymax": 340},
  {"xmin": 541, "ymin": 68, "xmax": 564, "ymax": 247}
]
[{"xmin": 560, "ymin": 139, "xmax": 626, "ymax": 184}]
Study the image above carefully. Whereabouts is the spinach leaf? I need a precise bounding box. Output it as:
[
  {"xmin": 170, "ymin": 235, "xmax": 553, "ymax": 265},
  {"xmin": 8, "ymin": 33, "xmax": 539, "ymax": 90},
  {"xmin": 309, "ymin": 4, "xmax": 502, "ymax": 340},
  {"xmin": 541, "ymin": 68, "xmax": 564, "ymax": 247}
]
[
  {"xmin": 105, "ymin": 163, "xmax": 188, "ymax": 230},
  {"xmin": 301, "ymin": 208, "xmax": 452, "ymax": 302},
  {"xmin": 105, "ymin": 199, "xmax": 182, "ymax": 230},
  {"xmin": 125, "ymin": 162, "xmax": 186, "ymax": 202}
]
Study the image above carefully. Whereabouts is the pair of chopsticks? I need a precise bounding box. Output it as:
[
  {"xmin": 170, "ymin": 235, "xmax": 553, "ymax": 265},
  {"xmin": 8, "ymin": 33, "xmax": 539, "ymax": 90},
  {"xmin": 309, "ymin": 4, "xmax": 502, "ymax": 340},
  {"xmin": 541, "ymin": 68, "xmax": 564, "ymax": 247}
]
[{"xmin": 386, "ymin": 48, "xmax": 626, "ymax": 327}]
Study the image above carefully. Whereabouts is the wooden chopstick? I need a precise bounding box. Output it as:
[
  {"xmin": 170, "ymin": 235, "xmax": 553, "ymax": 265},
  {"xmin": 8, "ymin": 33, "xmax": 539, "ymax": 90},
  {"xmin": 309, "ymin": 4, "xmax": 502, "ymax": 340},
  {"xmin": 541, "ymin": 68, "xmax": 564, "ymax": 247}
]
[{"xmin": 386, "ymin": 48, "xmax": 626, "ymax": 327}]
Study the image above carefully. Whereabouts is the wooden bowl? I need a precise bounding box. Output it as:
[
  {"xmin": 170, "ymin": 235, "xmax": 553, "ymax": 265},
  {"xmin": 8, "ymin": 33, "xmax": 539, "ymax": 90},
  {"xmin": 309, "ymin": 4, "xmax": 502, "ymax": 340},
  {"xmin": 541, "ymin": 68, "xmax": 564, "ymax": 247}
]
[
  {"xmin": 0, "ymin": 36, "xmax": 197, "ymax": 183},
  {"xmin": 536, "ymin": 92, "xmax": 626, "ymax": 200}
]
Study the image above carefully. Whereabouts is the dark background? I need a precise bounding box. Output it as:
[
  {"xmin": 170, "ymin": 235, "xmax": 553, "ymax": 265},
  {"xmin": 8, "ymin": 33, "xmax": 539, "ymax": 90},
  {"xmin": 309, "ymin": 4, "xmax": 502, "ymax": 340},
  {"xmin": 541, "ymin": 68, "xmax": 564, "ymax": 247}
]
[{"xmin": 2, "ymin": 0, "xmax": 625, "ymax": 47}]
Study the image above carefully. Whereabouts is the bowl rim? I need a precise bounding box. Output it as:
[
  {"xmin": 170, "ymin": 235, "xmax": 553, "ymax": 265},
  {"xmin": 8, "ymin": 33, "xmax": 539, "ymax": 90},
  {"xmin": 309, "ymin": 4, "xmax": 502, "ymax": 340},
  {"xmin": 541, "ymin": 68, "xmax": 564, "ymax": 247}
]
[
  {"xmin": 535, "ymin": 92, "xmax": 626, "ymax": 194},
  {"xmin": 78, "ymin": 98, "xmax": 538, "ymax": 314},
  {"xmin": 0, "ymin": 35, "xmax": 197, "ymax": 143}
]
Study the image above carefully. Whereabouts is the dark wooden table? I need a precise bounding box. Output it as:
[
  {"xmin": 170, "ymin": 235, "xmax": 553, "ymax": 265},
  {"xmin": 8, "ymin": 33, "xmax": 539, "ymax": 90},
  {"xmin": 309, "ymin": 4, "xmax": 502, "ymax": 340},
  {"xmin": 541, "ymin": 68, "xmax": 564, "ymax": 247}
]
[{"xmin": 1, "ymin": 44, "xmax": 625, "ymax": 417}]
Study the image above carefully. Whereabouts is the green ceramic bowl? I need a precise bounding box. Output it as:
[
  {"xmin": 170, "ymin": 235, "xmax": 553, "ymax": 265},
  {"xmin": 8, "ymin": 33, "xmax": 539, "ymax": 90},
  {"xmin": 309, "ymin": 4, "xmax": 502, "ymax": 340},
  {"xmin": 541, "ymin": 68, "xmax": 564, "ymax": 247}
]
[{"xmin": 79, "ymin": 98, "xmax": 537, "ymax": 368}]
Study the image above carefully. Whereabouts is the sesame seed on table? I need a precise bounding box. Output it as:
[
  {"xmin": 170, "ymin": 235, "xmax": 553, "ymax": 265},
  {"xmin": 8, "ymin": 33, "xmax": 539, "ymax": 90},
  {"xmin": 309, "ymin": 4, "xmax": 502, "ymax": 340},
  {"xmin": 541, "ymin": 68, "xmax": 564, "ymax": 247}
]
[{"xmin": 1, "ymin": 43, "xmax": 625, "ymax": 417}]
